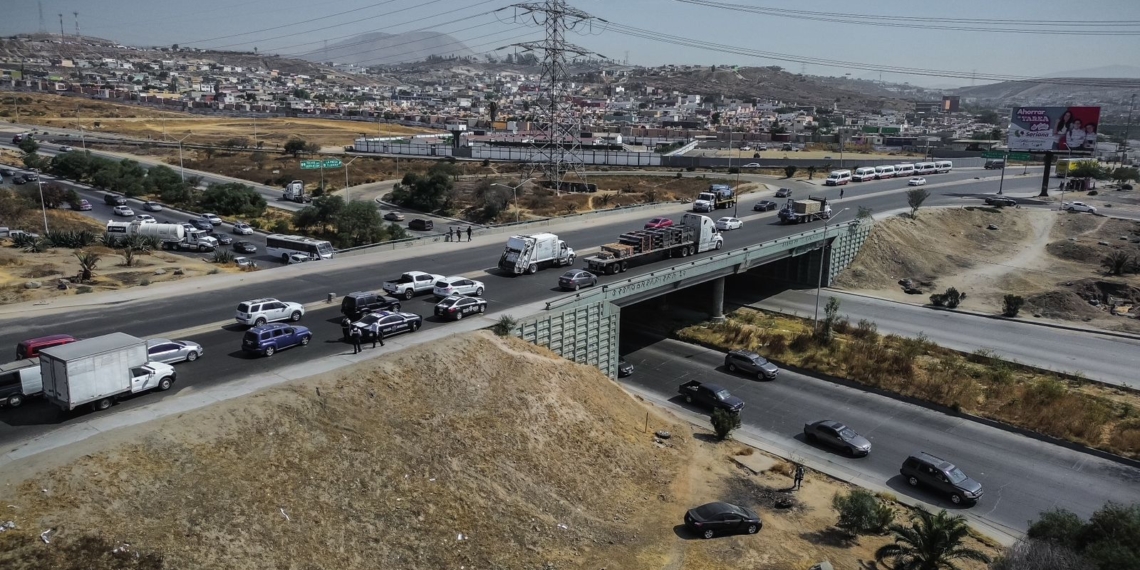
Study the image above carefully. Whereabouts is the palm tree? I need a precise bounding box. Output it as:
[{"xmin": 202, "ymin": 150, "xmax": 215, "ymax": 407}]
[
  {"xmin": 876, "ymin": 509, "xmax": 991, "ymax": 570},
  {"xmin": 75, "ymin": 250, "xmax": 101, "ymax": 282}
]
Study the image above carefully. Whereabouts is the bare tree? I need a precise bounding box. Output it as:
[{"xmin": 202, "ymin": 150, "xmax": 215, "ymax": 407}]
[{"xmin": 906, "ymin": 187, "xmax": 930, "ymax": 219}]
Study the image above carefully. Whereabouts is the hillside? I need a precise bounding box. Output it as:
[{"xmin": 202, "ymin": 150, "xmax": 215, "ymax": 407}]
[
  {"xmin": 953, "ymin": 78, "xmax": 1139, "ymax": 111},
  {"xmin": 298, "ymin": 31, "xmax": 473, "ymax": 66}
]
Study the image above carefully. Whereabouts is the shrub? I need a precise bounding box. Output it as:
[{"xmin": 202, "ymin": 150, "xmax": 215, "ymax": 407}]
[
  {"xmin": 727, "ymin": 166, "xmax": 740, "ymax": 174},
  {"xmin": 710, "ymin": 408, "xmax": 741, "ymax": 441},
  {"xmin": 833, "ymin": 489, "xmax": 895, "ymax": 535},
  {"xmin": 212, "ymin": 249, "xmax": 234, "ymax": 264},
  {"xmin": 10, "ymin": 233, "xmax": 39, "ymax": 249},
  {"xmin": 140, "ymin": 279, "xmax": 150, "ymax": 286},
  {"xmin": 1003, "ymin": 294, "xmax": 1025, "ymax": 317},
  {"xmin": 685, "ymin": 166, "xmax": 696, "ymax": 172},
  {"xmin": 1027, "ymin": 508, "xmax": 1085, "ymax": 550},
  {"xmin": 832, "ymin": 316, "xmax": 852, "ymax": 335},
  {"xmin": 76, "ymin": 285, "xmax": 92, "ymax": 294},
  {"xmin": 23, "ymin": 238, "xmax": 51, "ymax": 253},
  {"xmin": 930, "ymin": 293, "xmax": 946, "ymax": 307},
  {"xmin": 271, "ymin": 219, "xmax": 290, "ymax": 233},
  {"xmin": 492, "ymin": 315, "xmax": 518, "ymax": 337},
  {"xmin": 942, "ymin": 287, "xmax": 962, "ymax": 308},
  {"xmin": 99, "ymin": 232, "xmax": 120, "ymax": 248},
  {"xmin": 790, "ymin": 330, "xmax": 815, "ymax": 352},
  {"xmin": 851, "ymin": 319, "xmax": 878, "ymax": 340}
]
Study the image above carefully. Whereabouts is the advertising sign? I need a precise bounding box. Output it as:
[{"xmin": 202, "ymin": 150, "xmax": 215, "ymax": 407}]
[{"xmin": 1008, "ymin": 106, "xmax": 1100, "ymax": 153}]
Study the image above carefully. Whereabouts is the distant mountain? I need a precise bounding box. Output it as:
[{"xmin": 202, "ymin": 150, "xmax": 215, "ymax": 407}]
[
  {"xmin": 1043, "ymin": 65, "xmax": 1140, "ymax": 79},
  {"xmin": 296, "ymin": 31, "xmax": 472, "ymax": 66}
]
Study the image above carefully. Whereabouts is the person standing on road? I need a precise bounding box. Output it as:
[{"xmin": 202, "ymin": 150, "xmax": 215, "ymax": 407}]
[
  {"xmin": 341, "ymin": 317, "xmax": 352, "ymax": 342},
  {"xmin": 350, "ymin": 326, "xmax": 362, "ymax": 354},
  {"xmin": 467, "ymin": 225, "xmax": 473, "ymax": 242},
  {"xmin": 792, "ymin": 464, "xmax": 805, "ymax": 490},
  {"xmin": 372, "ymin": 325, "xmax": 385, "ymax": 348},
  {"xmin": 839, "ymin": 188, "xmax": 844, "ymax": 200}
]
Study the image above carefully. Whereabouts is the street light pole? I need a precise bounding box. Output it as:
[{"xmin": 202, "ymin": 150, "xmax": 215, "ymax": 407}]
[
  {"xmin": 491, "ymin": 178, "xmax": 536, "ymax": 223},
  {"xmin": 176, "ymin": 132, "xmax": 192, "ymax": 183},
  {"xmin": 1123, "ymin": 94, "xmax": 1136, "ymax": 167},
  {"xmin": 36, "ymin": 179, "xmax": 50, "ymax": 234},
  {"xmin": 813, "ymin": 207, "xmax": 849, "ymax": 329},
  {"xmin": 343, "ymin": 156, "xmax": 360, "ymax": 202}
]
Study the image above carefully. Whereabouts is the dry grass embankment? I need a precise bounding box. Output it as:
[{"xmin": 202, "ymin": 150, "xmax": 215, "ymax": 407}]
[
  {"xmin": 0, "ymin": 332, "xmax": 999, "ymax": 570},
  {"xmin": 678, "ymin": 308, "xmax": 1140, "ymax": 460}
]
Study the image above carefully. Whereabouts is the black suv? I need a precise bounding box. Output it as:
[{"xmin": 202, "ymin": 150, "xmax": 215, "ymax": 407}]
[
  {"xmin": 408, "ymin": 218, "xmax": 434, "ymax": 231},
  {"xmin": 900, "ymin": 452, "xmax": 983, "ymax": 505},
  {"xmin": 104, "ymin": 193, "xmax": 127, "ymax": 206},
  {"xmin": 341, "ymin": 291, "xmax": 402, "ymax": 320}
]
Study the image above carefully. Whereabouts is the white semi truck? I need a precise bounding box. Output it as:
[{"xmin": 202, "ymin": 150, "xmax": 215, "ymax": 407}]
[
  {"xmin": 39, "ymin": 333, "xmax": 176, "ymax": 412},
  {"xmin": 106, "ymin": 221, "xmax": 218, "ymax": 252},
  {"xmin": 283, "ymin": 180, "xmax": 311, "ymax": 203},
  {"xmin": 497, "ymin": 233, "xmax": 575, "ymax": 275}
]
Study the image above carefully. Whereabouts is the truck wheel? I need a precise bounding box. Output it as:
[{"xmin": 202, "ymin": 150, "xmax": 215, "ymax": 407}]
[
  {"xmin": 264, "ymin": 346, "xmax": 276, "ymax": 356},
  {"xmin": 567, "ymin": 255, "xmax": 575, "ymax": 265},
  {"xmin": 93, "ymin": 398, "xmax": 112, "ymax": 411},
  {"xmin": 620, "ymin": 261, "xmax": 628, "ymax": 273},
  {"xmin": 528, "ymin": 263, "xmax": 538, "ymax": 275},
  {"xmin": 158, "ymin": 377, "xmax": 174, "ymax": 391},
  {"xmin": 290, "ymin": 311, "xmax": 302, "ymax": 322},
  {"xmin": 6, "ymin": 394, "xmax": 24, "ymax": 408},
  {"xmin": 715, "ymin": 241, "xmax": 722, "ymax": 250},
  {"xmin": 404, "ymin": 289, "xmax": 415, "ymax": 300},
  {"xmin": 607, "ymin": 265, "xmax": 617, "ymax": 275}
]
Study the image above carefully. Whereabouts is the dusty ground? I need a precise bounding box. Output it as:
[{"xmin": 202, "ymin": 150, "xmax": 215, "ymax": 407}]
[
  {"xmin": 835, "ymin": 207, "xmax": 1140, "ymax": 333},
  {"xmin": 0, "ymin": 332, "xmax": 997, "ymax": 569},
  {"xmin": 5, "ymin": 92, "xmax": 428, "ymax": 148}
]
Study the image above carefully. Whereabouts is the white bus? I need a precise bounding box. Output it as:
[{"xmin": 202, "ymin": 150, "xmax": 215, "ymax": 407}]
[
  {"xmin": 935, "ymin": 160, "xmax": 953, "ymax": 173},
  {"xmin": 265, "ymin": 234, "xmax": 335, "ymax": 263},
  {"xmin": 852, "ymin": 167, "xmax": 877, "ymax": 182}
]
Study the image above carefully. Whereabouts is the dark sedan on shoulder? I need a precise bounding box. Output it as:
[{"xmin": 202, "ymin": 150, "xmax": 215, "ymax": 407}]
[
  {"xmin": 558, "ymin": 269, "xmax": 597, "ymax": 291},
  {"xmin": 434, "ymin": 295, "xmax": 487, "ymax": 321},
  {"xmin": 774, "ymin": 187, "xmax": 792, "ymax": 198},
  {"xmin": 618, "ymin": 359, "xmax": 634, "ymax": 377},
  {"xmin": 408, "ymin": 218, "xmax": 434, "ymax": 231},
  {"xmin": 984, "ymin": 196, "xmax": 1017, "ymax": 207},
  {"xmin": 214, "ymin": 233, "xmax": 234, "ymax": 245},
  {"xmin": 803, "ymin": 420, "xmax": 872, "ymax": 456},
  {"xmin": 352, "ymin": 310, "xmax": 423, "ymax": 338},
  {"xmin": 233, "ymin": 241, "xmax": 258, "ymax": 254},
  {"xmin": 684, "ymin": 502, "xmax": 762, "ymax": 539},
  {"xmin": 753, "ymin": 200, "xmax": 778, "ymax": 212}
]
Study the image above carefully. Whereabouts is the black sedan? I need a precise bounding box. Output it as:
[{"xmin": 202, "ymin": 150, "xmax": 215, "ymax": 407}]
[
  {"xmin": 434, "ymin": 295, "xmax": 487, "ymax": 321},
  {"xmin": 774, "ymin": 188, "xmax": 792, "ymax": 198},
  {"xmin": 558, "ymin": 269, "xmax": 597, "ymax": 291},
  {"xmin": 803, "ymin": 420, "xmax": 872, "ymax": 456},
  {"xmin": 351, "ymin": 310, "xmax": 423, "ymax": 338},
  {"xmin": 753, "ymin": 200, "xmax": 778, "ymax": 212},
  {"xmin": 188, "ymin": 218, "xmax": 213, "ymax": 232},
  {"xmin": 984, "ymin": 196, "xmax": 1017, "ymax": 207},
  {"xmin": 214, "ymin": 233, "xmax": 234, "ymax": 245},
  {"xmin": 618, "ymin": 359, "xmax": 634, "ymax": 377},
  {"xmin": 233, "ymin": 241, "xmax": 258, "ymax": 254},
  {"xmin": 684, "ymin": 502, "xmax": 762, "ymax": 539}
]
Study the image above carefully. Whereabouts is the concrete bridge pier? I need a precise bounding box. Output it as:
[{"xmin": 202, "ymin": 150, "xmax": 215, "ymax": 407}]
[{"xmin": 710, "ymin": 277, "xmax": 726, "ymax": 323}]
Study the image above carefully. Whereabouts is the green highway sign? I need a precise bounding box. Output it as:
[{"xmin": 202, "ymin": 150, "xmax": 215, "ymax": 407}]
[
  {"xmin": 322, "ymin": 159, "xmax": 343, "ymax": 168},
  {"xmin": 982, "ymin": 151, "xmax": 1005, "ymax": 159},
  {"xmin": 1008, "ymin": 152, "xmax": 1031, "ymax": 161},
  {"xmin": 300, "ymin": 160, "xmax": 322, "ymax": 169}
]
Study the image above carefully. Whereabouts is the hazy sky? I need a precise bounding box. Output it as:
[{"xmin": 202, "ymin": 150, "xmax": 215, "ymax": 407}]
[{"xmin": 5, "ymin": 0, "xmax": 1139, "ymax": 86}]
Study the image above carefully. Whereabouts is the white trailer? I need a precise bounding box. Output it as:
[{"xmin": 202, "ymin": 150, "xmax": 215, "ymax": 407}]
[
  {"xmin": 106, "ymin": 221, "xmax": 218, "ymax": 252},
  {"xmin": 498, "ymin": 233, "xmax": 576, "ymax": 275},
  {"xmin": 39, "ymin": 332, "xmax": 176, "ymax": 412}
]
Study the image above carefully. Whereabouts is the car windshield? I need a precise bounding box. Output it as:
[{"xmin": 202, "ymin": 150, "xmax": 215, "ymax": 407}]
[
  {"xmin": 358, "ymin": 314, "xmax": 382, "ymax": 325},
  {"xmin": 714, "ymin": 389, "xmax": 730, "ymax": 400},
  {"xmin": 946, "ymin": 467, "xmax": 968, "ymax": 484},
  {"xmin": 838, "ymin": 428, "xmax": 857, "ymax": 439},
  {"xmin": 439, "ymin": 298, "xmax": 459, "ymax": 307}
]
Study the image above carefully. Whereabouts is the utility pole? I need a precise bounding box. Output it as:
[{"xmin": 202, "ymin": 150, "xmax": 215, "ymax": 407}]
[
  {"xmin": 58, "ymin": 13, "xmax": 65, "ymax": 43},
  {"xmin": 73, "ymin": 12, "xmax": 80, "ymax": 41},
  {"xmin": 1122, "ymin": 93, "xmax": 1136, "ymax": 166}
]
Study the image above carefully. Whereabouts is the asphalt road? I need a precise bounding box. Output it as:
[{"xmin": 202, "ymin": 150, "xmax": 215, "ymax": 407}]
[
  {"xmin": 748, "ymin": 289, "xmax": 1140, "ymax": 389},
  {"xmin": 618, "ymin": 335, "xmax": 1140, "ymax": 535}
]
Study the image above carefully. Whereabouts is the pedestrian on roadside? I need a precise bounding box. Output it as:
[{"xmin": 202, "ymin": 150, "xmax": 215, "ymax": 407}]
[
  {"xmin": 350, "ymin": 326, "xmax": 362, "ymax": 354},
  {"xmin": 446, "ymin": 227, "xmax": 453, "ymax": 242},
  {"xmin": 467, "ymin": 225, "xmax": 473, "ymax": 242},
  {"xmin": 372, "ymin": 326, "xmax": 385, "ymax": 348},
  {"xmin": 793, "ymin": 464, "xmax": 805, "ymax": 490},
  {"xmin": 340, "ymin": 317, "xmax": 352, "ymax": 342},
  {"xmin": 839, "ymin": 188, "xmax": 844, "ymax": 200}
]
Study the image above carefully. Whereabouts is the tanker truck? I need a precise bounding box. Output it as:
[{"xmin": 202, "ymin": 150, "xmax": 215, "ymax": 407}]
[{"xmin": 106, "ymin": 221, "xmax": 219, "ymax": 252}]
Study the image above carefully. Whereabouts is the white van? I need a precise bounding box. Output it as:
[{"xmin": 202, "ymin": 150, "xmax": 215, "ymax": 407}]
[
  {"xmin": 935, "ymin": 160, "xmax": 953, "ymax": 174},
  {"xmin": 915, "ymin": 162, "xmax": 936, "ymax": 175},
  {"xmin": 824, "ymin": 170, "xmax": 852, "ymax": 186},
  {"xmin": 874, "ymin": 165, "xmax": 897, "ymax": 179},
  {"xmin": 853, "ymin": 167, "xmax": 877, "ymax": 182},
  {"xmin": 895, "ymin": 163, "xmax": 915, "ymax": 176}
]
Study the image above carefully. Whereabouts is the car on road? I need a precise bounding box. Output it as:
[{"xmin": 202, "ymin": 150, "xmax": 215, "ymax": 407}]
[
  {"xmin": 351, "ymin": 310, "xmax": 423, "ymax": 339},
  {"xmin": 234, "ymin": 298, "xmax": 305, "ymax": 327},
  {"xmin": 384, "ymin": 211, "xmax": 405, "ymax": 222},
  {"xmin": 143, "ymin": 201, "xmax": 163, "ymax": 212},
  {"xmin": 23, "ymin": 172, "xmax": 38, "ymax": 182},
  {"xmin": 900, "ymin": 452, "xmax": 983, "ymax": 505},
  {"xmin": 909, "ymin": 177, "xmax": 927, "ymax": 186},
  {"xmin": 558, "ymin": 269, "xmax": 597, "ymax": 291},
  {"xmin": 112, "ymin": 205, "xmax": 134, "ymax": 217},
  {"xmin": 146, "ymin": 338, "xmax": 204, "ymax": 364},
  {"xmin": 742, "ymin": 162, "xmax": 761, "ymax": 168},
  {"xmin": 104, "ymin": 193, "xmax": 127, "ymax": 206},
  {"xmin": 984, "ymin": 196, "xmax": 1017, "ymax": 207},
  {"xmin": 71, "ymin": 199, "xmax": 92, "ymax": 211},
  {"xmin": 0, "ymin": 168, "xmax": 13, "ymax": 177},
  {"xmin": 433, "ymin": 276, "xmax": 485, "ymax": 298},
  {"xmin": 341, "ymin": 291, "xmax": 402, "ymax": 320},
  {"xmin": 618, "ymin": 359, "xmax": 634, "ymax": 377},
  {"xmin": 135, "ymin": 214, "xmax": 156, "ymax": 223},
  {"xmin": 285, "ymin": 252, "xmax": 311, "ymax": 264},
  {"xmin": 58, "ymin": 145, "xmax": 72, "ymax": 152},
  {"xmin": 724, "ymin": 349, "xmax": 779, "ymax": 380},
  {"xmin": 1064, "ymin": 201, "xmax": 1097, "ymax": 214},
  {"xmin": 715, "ymin": 217, "xmax": 743, "ymax": 231},
  {"xmin": 12, "ymin": 176, "xmax": 26, "ymax": 185},
  {"xmin": 753, "ymin": 200, "xmax": 778, "ymax": 212},
  {"xmin": 232, "ymin": 222, "xmax": 254, "ymax": 235},
  {"xmin": 189, "ymin": 218, "xmax": 213, "ymax": 232},
  {"xmin": 774, "ymin": 187, "xmax": 792, "ymax": 198},
  {"xmin": 645, "ymin": 217, "xmax": 674, "ymax": 229},
  {"xmin": 434, "ymin": 295, "xmax": 487, "ymax": 320},
  {"xmin": 242, "ymin": 323, "xmax": 311, "ymax": 357},
  {"xmin": 202, "ymin": 213, "xmax": 223, "ymax": 226},
  {"xmin": 232, "ymin": 240, "xmax": 258, "ymax": 254},
  {"xmin": 214, "ymin": 233, "xmax": 234, "ymax": 245},
  {"xmin": 1123, "ymin": 183, "xmax": 1134, "ymax": 191},
  {"xmin": 408, "ymin": 218, "xmax": 434, "ymax": 231},
  {"xmin": 803, "ymin": 420, "xmax": 871, "ymax": 456},
  {"xmin": 684, "ymin": 502, "xmax": 762, "ymax": 539},
  {"xmin": 678, "ymin": 381, "xmax": 744, "ymax": 413},
  {"xmin": 234, "ymin": 256, "xmax": 254, "ymax": 268}
]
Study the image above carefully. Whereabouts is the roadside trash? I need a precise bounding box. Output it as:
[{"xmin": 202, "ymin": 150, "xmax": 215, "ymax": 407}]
[
  {"xmin": 457, "ymin": 533, "xmax": 466, "ymax": 541},
  {"xmin": 655, "ymin": 430, "xmax": 672, "ymax": 439},
  {"xmin": 557, "ymin": 523, "xmax": 568, "ymax": 530},
  {"xmin": 0, "ymin": 521, "xmax": 15, "ymax": 533},
  {"xmin": 40, "ymin": 529, "xmax": 55, "ymax": 544},
  {"xmin": 280, "ymin": 508, "xmax": 290, "ymax": 521}
]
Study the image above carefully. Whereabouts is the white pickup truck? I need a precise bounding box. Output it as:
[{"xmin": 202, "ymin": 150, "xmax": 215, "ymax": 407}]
[{"xmin": 383, "ymin": 271, "xmax": 445, "ymax": 300}]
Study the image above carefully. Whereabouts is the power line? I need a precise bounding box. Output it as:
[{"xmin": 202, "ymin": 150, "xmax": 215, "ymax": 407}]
[{"xmin": 180, "ymin": 0, "xmax": 404, "ymax": 46}]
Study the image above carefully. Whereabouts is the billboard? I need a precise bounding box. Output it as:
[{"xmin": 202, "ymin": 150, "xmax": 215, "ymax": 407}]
[{"xmin": 1008, "ymin": 106, "xmax": 1100, "ymax": 153}]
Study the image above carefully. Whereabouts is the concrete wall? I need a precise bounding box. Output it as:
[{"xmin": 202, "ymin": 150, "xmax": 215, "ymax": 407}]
[{"xmin": 515, "ymin": 301, "xmax": 621, "ymax": 378}]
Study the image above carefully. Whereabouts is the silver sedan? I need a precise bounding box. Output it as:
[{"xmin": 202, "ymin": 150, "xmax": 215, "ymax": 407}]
[{"xmin": 146, "ymin": 338, "xmax": 204, "ymax": 364}]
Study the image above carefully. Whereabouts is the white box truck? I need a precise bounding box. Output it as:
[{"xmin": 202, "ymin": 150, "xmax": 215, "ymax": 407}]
[
  {"xmin": 39, "ymin": 332, "xmax": 177, "ymax": 412},
  {"xmin": 497, "ymin": 233, "xmax": 575, "ymax": 275}
]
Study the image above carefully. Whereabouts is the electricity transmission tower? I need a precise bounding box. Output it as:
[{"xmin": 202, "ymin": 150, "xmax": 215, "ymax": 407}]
[{"xmin": 505, "ymin": 1, "xmax": 604, "ymax": 193}]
